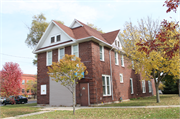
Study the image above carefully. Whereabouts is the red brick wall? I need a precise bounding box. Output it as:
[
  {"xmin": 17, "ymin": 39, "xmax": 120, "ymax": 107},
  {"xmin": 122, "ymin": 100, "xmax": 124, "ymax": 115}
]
[
  {"xmin": 37, "ymin": 40, "xmax": 156, "ymax": 105},
  {"xmin": 19, "ymin": 74, "xmax": 36, "ymax": 96}
]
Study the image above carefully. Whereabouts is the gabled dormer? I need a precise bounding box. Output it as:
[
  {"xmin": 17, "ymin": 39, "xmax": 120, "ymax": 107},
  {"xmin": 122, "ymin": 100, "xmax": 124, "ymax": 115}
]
[
  {"xmin": 70, "ymin": 19, "xmax": 83, "ymax": 29},
  {"xmin": 33, "ymin": 20, "xmax": 75, "ymax": 53}
]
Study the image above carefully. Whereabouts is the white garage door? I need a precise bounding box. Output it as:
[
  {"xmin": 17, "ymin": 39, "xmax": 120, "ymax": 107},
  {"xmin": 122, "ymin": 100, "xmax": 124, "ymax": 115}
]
[{"xmin": 49, "ymin": 77, "xmax": 73, "ymax": 106}]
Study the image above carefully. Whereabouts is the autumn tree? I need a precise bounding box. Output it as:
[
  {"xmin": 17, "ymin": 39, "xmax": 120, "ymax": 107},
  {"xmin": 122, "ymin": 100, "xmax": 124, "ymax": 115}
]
[
  {"xmin": 163, "ymin": 0, "xmax": 180, "ymax": 13},
  {"xmin": 87, "ymin": 22, "xmax": 104, "ymax": 33},
  {"xmin": 25, "ymin": 80, "xmax": 37, "ymax": 99},
  {"xmin": 0, "ymin": 62, "xmax": 23, "ymax": 97},
  {"xmin": 120, "ymin": 17, "xmax": 180, "ymax": 103},
  {"xmin": 25, "ymin": 13, "xmax": 64, "ymax": 65},
  {"xmin": 47, "ymin": 54, "xmax": 88, "ymax": 115}
]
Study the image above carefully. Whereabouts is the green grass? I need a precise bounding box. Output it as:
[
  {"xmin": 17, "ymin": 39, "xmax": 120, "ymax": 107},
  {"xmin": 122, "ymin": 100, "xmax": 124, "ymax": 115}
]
[
  {"xmin": 0, "ymin": 103, "xmax": 40, "ymax": 118},
  {"xmin": 100, "ymin": 94, "xmax": 180, "ymax": 107},
  {"xmin": 19, "ymin": 107, "xmax": 180, "ymax": 119}
]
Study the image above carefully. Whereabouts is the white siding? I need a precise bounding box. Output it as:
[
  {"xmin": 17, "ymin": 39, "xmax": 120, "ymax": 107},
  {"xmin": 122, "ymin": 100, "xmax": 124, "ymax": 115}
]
[
  {"xmin": 41, "ymin": 24, "xmax": 70, "ymax": 48},
  {"xmin": 49, "ymin": 77, "xmax": 73, "ymax": 106}
]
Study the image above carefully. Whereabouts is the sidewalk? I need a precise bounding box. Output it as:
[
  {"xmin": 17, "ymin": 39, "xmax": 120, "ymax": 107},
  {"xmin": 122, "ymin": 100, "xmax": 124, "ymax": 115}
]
[{"xmin": 3, "ymin": 105, "xmax": 180, "ymax": 119}]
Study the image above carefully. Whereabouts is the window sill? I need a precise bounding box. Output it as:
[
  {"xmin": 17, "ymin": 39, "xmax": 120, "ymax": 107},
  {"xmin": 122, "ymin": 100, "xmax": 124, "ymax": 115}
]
[
  {"xmin": 103, "ymin": 95, "xmax": 112, "ymax": 97},
  {"xmin": 120, "ymin": 82, "xmax": 124, "ymax": 84},
  {"xmin": 121, "ymin": 65, "xmax": 125, "ymax": 68},
  {"xmin": 115, "ymin": 64, "xmax": 119, "ymax": 66},
  {"xmin": 131, "ymin": 93, "xmax": 134, "ymax": 94},
  {"xmin": 142, "ymin": 92, "xmax": 146, "ymax": 94},
  {"xmin": 100, "ymin": 60, "xmax": 105, "ymax": 62}
]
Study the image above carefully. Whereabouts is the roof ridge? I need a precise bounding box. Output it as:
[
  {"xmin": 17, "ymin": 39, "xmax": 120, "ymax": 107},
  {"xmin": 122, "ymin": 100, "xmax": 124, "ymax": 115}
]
[
  {"xmin": 76, "ymin": 20, "xmax": 103, "ymax": 34},
  {"xmin": 53, "ymin": 20, "xmax": 76, "ymax": 39}
]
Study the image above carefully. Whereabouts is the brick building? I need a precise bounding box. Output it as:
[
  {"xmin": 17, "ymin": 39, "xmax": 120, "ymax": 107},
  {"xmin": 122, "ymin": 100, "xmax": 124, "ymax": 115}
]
[
  {"xmin": 19, "ymin": 74, "xmax": 36, "ymax": 98},
  {"xmin": 33, "ymin": 19, "xmax": 156, "ymax": 106}
]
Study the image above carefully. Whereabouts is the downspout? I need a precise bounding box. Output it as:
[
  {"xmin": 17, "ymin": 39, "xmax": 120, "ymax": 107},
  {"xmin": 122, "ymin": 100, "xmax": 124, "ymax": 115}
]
[{"xmin": 109, "ymin": 47, "xmax": 114, "ymax": 101}]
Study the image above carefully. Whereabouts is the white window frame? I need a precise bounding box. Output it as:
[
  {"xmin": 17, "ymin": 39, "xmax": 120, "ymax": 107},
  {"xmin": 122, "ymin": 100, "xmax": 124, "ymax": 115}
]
[
  {"xmin": 46, "ymin": 51, "xmax": 52, "ymax": 66},
  {"xmin": 142, "ymin": 80, "xmax": 146, "ymax": 93},
  {"xmin": 22, "ymin": 80, "xmax": 25, "ymax": 85},
  {"xmin": 102, "ymin": 75, "xmax": 111, "ymax": 96},
  {"xmin": 50, "ymin": 36, "xmax": 55, "ymax": 43},
  {"xmin": 58, "ymin": 48, "xmax": 65, "ymax": 61},
  {"xmin": 115, "ymin": 52, "xmax": 119, "ymax": 65},
  {"xmin": 121, "ymin": 55, "xmax": 125, "ymax": 67},
  {"xmin": 71, "ymin": 44, "xmax": 79, "ymax": 57},
  {"xmin": 50, "ymin": 34, "xmax": 61, "ymax": 43},
  {"xmin": 148, "ymin": 81, "xmax": 152, "ymax": 93},
  {"xmin": 132, "ymin": 60, "xmax": 134, "ymax": 69},
  {"xmin": 100, "ymin": 45, "xmax": 104, "ymax": 61},
  {"xmin": 120, "ymin": 73, "xmax": 123, "ymax": 83},
  {"xmin": 130, "ymin": 78, "xmax": 134, "ymax": 94}
]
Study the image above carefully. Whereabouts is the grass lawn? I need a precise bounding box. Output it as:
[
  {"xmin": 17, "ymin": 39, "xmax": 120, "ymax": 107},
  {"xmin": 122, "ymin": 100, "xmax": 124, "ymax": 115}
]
[
  {"xmin": 100, "ymin": 94, "xmax": 180, "ymax": 107},
  {"xmin": 19, "ymin": 107, "xmax": 179, "ymax": 119},
  {"xmin": 0, "ymin": 103, "xmax": 40, "ymax": 118}
]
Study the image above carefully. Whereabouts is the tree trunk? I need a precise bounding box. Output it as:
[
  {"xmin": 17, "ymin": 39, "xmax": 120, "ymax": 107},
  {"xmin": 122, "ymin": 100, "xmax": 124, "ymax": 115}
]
[
  {"xmin": 73, "ymin": 91, "xmax": 75, "ymax": 115},
  {"xmin": 155, "ymin": 83, "xmax": 160, "ymax": 103}
]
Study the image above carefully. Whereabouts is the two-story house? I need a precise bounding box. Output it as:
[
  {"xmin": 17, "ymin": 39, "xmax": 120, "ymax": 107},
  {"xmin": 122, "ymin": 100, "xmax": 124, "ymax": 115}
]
[{"xmin": 33, "ymin": 19, "xmax": 156, "ymax": 106}]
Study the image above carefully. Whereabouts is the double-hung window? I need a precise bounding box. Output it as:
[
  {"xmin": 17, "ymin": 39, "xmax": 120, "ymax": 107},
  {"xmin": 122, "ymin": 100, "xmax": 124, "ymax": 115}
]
[
  {"xmin": 102, "ymin": 75, "xmax": 111, "ymax": 96},
  {"xmin": 100, "ymin": 45, "xmax": 104, "ymax": 61},
  {"xmin": 121, "ymin": 55, "xmax": 124, "ymax": 67},
  {"xmin": 142, "ymin": 80, "xmax": 146, "ymax": 93},
  {"xmin": 22, "ymin": 80, "xmax": 25, "ymax": 85},
  {"xmin": 115, "ymin": 52, "xmax": 119, "ymax": 65},
  {"xmin": 47, "ymin": 51, "xmax": 52, "ymax": 66},
  {"xmin": 132, "ymin": 60, "xmax": 134, "ymax": 69},
  {"xmin": 72, "ymin": 44, "xmax": 79, "ymax": 57},
  {"xmin": 57, "ymin": 35, "xmax": 61, "ymax": 42},
  {"xmin": 130, "ymin": 78, "xmax": 134, "ymax": 94},
  {"xmin": 120, "ymin": 73, "xmax": 123, "ymax": 83},
  {"xmin": 59, "ymin": 48, "xmax": 65, "ymax": 60},
  {"xmin": 148, "ymin": 81, "xmax": 152, "ymax": 93}
]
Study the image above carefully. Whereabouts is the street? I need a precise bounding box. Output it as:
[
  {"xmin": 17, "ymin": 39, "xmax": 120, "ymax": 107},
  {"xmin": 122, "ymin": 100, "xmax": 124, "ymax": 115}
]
[{"xmin": 0, "ymin": 100, "xmax": 37, "ymax": 106}]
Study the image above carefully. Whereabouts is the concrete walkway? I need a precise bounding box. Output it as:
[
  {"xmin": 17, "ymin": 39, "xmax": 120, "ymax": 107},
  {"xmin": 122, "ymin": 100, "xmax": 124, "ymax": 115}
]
[{"xmin": 3, "ymin": 105, "xmax": 180, "ymax": 119}]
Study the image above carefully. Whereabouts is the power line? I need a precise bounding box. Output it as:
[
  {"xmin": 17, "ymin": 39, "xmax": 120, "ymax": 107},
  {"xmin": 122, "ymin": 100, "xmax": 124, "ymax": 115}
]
[{"xmin": 0, "ymin": 53, "xmax": 34, "ymax": 59}]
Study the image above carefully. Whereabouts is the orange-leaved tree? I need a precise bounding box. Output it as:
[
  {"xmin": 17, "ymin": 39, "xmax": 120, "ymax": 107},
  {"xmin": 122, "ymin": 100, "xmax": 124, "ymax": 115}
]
[{"xmin": 47, "ymin": 54, "xmax": 88, "ymax": 115}]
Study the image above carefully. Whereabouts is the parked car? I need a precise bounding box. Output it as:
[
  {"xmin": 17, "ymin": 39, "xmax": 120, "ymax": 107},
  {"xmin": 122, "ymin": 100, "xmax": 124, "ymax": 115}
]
[
  {"xmin": 0, "ymin": 97, "xmax": 6, "ymax": 104},
  {"xmin": 2, "ymin": 95, "xmax": 28, "ymax": 105}
]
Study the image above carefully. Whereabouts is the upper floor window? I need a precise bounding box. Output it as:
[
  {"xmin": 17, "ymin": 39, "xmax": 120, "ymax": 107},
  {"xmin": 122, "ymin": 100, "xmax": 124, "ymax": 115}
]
[
  {"xmin": 59, "ymin": 48, "xmax": 65, "ymax": 60},
  {"xmin": 120, "ymin": 73, "xmax": 123, "ymax": 83},
  {"xmin": 72, "ymin": 44, "xmax": 79, "ymax": 57},
  {"xmin": 47, "ymin": 51, "xmax": 52, "ymax": 66},
  {"xmin": 115, "ymin": 52, "xmax": 119, "ymax": 65},
  {"xmin": 100, "ymin": 45, "xmax": 104, "ymax": 61},
  {"xmin": 148, "ymin": 81, "xmax": 152, "ymax": 93},
  {"xmin": 132, "ymin": 60, "xmax": 134, "ymax": 69},
  {"xmin": 121, "ymin": 55, "xmax": 124, "ymax": 67},
  {"xmin": 51, "ymin": 34, "xmax": 61, "ymax": 43},
  {"xmin": 51, "ymin": 36, "xmax": 55, "ymax": 43},
  {"xmin": 142, "ymin": 80, "xmax": 146, "ymax": 93},
  {"xmin": 102, "ymin": 75, "xmax": 111, "ymax": 96},
  {"xmin": 22, "ymin": 80, "xmax": 25, "ymax": 85},
  {"xmin": 130, "ymin": 78, "xmax": 134, "ymax": 94},
  {"xmin": 57, "ymin": 35, "xmax": 61, "ymax": 42}
]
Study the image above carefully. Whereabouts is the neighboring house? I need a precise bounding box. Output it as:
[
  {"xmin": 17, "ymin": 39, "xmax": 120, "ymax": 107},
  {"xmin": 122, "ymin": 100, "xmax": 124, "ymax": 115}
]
[
  {"xmin": 19, "ymin": 74, "xmax": 36, "ymax": 98},
  {"xmin": 33, "ymin": 19, "xmax": 156, "ymax": 106}
]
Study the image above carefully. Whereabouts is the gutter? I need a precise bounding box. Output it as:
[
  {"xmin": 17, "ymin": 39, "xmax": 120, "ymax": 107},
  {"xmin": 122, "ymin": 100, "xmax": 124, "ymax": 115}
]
[{"xmin": 109, "ymin": 47, "xmax": 114, "ymax": 101}]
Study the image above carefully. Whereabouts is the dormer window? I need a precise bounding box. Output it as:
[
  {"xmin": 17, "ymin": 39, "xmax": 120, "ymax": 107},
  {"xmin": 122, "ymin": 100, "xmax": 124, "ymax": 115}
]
[
  {"xmin": 57, "ymin": 35, "xmax": 61, "ymax": 42},
  {"xmin": 51, "ymin": 37, "xmax": 55, "ymax": 43}
]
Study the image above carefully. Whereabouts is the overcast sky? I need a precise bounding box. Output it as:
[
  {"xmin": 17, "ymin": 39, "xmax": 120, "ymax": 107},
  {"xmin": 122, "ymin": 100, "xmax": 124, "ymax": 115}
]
[{"xmin": 0, "ymin": 0, "xmax": 179, "ymax": 75}]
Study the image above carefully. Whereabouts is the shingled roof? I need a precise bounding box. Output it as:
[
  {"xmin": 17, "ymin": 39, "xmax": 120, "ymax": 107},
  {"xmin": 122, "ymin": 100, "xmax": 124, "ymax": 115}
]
[{"xmin": 54, "ymin": 20, "xmax": 120, "ymax": 45}]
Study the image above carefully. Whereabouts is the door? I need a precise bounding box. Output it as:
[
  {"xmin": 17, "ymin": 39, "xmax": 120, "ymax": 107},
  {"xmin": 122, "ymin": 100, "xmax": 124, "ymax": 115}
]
[{"xmin": 80, "ymin": 83, "xmax": 89, "ymax": 106}]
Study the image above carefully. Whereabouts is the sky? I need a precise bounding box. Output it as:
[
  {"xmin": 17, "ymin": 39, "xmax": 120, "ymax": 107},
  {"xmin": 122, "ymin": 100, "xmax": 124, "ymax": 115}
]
[{"xmin": 0, "ymin": 0, "xmax": 179, "ymax": 75}]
